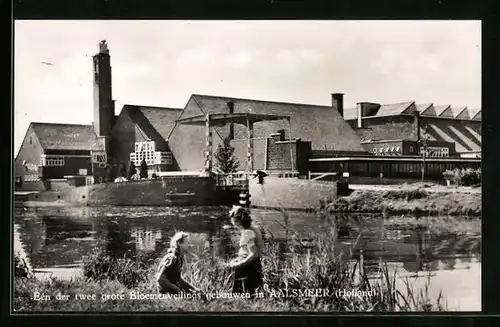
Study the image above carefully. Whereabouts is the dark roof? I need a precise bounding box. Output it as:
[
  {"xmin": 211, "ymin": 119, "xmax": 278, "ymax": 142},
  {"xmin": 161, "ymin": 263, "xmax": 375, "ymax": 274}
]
[
  {"xmin": 435, "ymin": 105, "xmax": 452, "ymax": 118},
  {"xmin": 190, "ymin": 94, "xmax": 366, "ymax": 152},
  {"xmin": 123, "ymin": 104, "xmax": 183, "ymax": 140},
  {"xmin": 468, "ymin": 108, "xmax": 481, "ymax": 121},
  {"xmin": 375, "ymin": 101, "xmax": 415, "ymax": 116},
  {"xmin": 30, "ymin": 122, "xmax": 102, "ymax": 151},
  {"xmin": 176, "ymin": 112, "xmax": 290, "ymax": 126},
  {"xmin": 416, "ymin": 103, "xmax": 436, "ymax": 116},
  {"xmin": 450, "ymin": 106, "xmax": 468, "ymax": 119}
]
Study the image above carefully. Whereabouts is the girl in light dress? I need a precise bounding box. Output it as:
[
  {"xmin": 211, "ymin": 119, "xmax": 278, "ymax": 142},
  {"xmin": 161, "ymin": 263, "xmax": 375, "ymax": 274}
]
[{"xmin": 226, "ymin": 205, "xmax": 265, "ymax": 297}]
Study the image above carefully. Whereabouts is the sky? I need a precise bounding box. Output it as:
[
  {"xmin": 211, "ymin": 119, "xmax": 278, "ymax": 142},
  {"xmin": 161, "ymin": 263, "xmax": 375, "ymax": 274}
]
[{"xmin": 14, "ymin": 20, "xmax": 481, "ymax": 155}]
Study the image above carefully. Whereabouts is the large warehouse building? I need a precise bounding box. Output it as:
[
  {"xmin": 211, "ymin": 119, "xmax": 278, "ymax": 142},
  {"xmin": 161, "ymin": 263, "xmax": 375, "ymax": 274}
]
[{"xmin": 14, "ymin": 41, "xmax": 481, "ymax": 191}]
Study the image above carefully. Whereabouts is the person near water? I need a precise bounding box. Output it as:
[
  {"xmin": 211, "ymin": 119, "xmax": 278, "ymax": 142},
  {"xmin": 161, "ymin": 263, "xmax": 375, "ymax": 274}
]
[
  {"xmin": 156, "ymin": 231, "xmax": 202, "ymax": 295},
  {"xmin": 253, "ymin": 170, "xmax": 268, "ymax": 185},
  {"xmin": 226, "ymin": 205, "xmax": 265, "ymax": 297}
]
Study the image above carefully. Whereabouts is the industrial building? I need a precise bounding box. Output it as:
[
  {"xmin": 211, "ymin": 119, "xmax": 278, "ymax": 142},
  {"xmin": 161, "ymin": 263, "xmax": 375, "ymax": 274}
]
[{"xmin": 14, "ymin": 41, "xmax": 481, "ymax": 191}]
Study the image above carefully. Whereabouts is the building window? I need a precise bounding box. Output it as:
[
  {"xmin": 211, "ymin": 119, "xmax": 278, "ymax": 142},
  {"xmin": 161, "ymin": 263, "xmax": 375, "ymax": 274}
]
[
  {"xmin": 24, "ymin": 174, "xmax": 40, "ymax": 182},
  {"xmin": 409, "ymin": 146, "xmax": 414, "ymax": 153},
  {"xmin": 92, "ymin": 152, "xmax": 107, "ymax": 164},
  {"xmin": 29, "ymin": 136, "xmax": 32, "ymax": 145},
  {"xmin": 40, "ymin": 155, "xmax": 64, "ymax": 166},
  {"xmin": 130, "ymin": 141, "xmax": 156, "ymax": 166}
]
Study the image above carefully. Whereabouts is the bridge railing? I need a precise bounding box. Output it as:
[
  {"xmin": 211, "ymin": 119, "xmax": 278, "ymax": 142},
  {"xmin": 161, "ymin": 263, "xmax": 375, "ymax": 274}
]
[
  {"xmin": 215, "ymin": 172, "xmax": 251, "ymax": 187},
  {"xmin": 308, "ymin": 171, "xmax": 349, "ymax": 181},
  {"xmin": 214, "ymin": 170, "xmax": 300, "ymax": 186}
]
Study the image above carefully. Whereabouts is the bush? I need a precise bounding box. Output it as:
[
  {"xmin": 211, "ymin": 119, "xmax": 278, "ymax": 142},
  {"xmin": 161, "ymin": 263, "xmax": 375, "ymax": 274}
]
[
  {"xmin": 82, "ymin": 249, "xmax": 148, "ymax": 288},
  {"xmin": 14, "ymin": 254, "xmax": 33, "ymax": 279},
  {"xmin": 443, "ymin": 168, "xmax": 481, "ymax": 186},
  {"xmin": 382, "ymin": 189, "xmax": 428, "ymax": 201},
  {"xmin": 139, "ymin": 159, "xmax": 148, "ymax": 179},
  {"xmin": 127, "ymin": 162, "xmax": 137, "ymax": 179}
]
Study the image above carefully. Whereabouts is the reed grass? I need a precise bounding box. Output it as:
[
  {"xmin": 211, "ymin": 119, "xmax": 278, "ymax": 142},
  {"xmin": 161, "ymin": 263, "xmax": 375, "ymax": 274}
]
[{"xmin": 14, "ymin": 212, "xmax": 446, "ymax": 312}]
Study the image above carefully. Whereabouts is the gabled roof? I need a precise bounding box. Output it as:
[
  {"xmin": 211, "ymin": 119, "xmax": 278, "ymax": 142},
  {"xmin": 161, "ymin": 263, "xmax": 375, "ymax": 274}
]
[
  {"xmin": 468, "ymin": 108, "xmax": 481, "ymax": 121},
  {"xmin": 189, "ymin": 94, "xmax": 366, "ymax": 152},
  {"xmin": 375, "ymin": 101, "xmax": 415, "ymax": 117},
  {"xmin": 123, "ymin": 104, "xmax": 183, "ymax": 140},
  {"xmin": 451, "ymin": 106, "xmax": 468, "ymax": 119},
  {"xmin": 435, "ymin": 105, "xmax": 453, "ymax": 118},
  {"xmin": 30, "ymin": 122, "xmax": 102, "ymax": 151},
  {"xmin": 416, "ymin": 103, "xmax": 436, "ymax": 116}
]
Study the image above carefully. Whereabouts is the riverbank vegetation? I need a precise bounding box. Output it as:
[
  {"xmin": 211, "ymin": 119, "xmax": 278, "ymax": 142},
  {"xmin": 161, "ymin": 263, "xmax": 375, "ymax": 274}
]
[
  {"xmin": 14, "ymin": 224, "xmax": 446, "ymax": 312},
  {"xmin": 443, "ymin": 168, "xmax": 481, "ymax": 187},
  {"xmin": 329, "ymin": 186, "xmax": 481, "ymax": 217}
]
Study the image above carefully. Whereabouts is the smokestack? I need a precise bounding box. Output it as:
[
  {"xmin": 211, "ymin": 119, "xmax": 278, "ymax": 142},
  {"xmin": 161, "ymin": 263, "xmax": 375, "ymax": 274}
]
[
  {"xmin": 414, "ymin": 110, "xmax": 421, "ymax": 141},
  {"xmin": 331, "ymin": 93, "xmax": 344, "ymax": 117},
  {"xmin": 356, "ymin": 103, "xmax": 363, "ymax": 128},
  {"xmin": 93, "ymin": 40, "xmax": 113, "ymax": 137}
]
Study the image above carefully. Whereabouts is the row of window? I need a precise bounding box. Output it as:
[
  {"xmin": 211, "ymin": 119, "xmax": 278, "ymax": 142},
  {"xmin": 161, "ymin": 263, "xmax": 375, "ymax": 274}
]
[
  {"xmin": 40, "ymin": 157, "xmax": 65, "ymax": 166},
  {"xmin": 135, "ymin": 141, "xmax": 155, "ymax": 153},
  {"xmin": 24, "ymin": 174, "xmax": 40, "ymax": 182},
  {"xmin": 372, "ymin": 146, "xmax": 401, "ymax": 154},
  {"xmin": 130, "ymin": 151, "xmax": 173, "ymax": 166},
  {"xmin": 92, "ymin": 153, "xmax": 107, "ymax": 164},
  {"xmin": 348, "ymin": 161, "xmax": 463, "ymax": 175}
]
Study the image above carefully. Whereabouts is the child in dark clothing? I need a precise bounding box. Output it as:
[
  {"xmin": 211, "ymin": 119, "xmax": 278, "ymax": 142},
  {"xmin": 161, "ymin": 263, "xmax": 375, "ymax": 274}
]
[{"xmin": 156, "ymin": 232, "xmax": 201, "ymax": 295}]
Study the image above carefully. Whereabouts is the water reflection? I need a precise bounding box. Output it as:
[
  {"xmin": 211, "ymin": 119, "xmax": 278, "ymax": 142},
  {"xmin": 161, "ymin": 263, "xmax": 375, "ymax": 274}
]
[
  {"xmin": 14, "ymin": 207, "xmax": 480, "ymax": 272},
  {"xmin": 14, "ymin": 206, "xmax": 481, "ymax": 310}
]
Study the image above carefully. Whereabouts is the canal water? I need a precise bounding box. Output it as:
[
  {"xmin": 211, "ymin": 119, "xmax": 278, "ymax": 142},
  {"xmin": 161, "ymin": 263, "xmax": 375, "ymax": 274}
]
[{"xmin": 13, "ymin": 206, "xmax": 481, "ymax": 311}]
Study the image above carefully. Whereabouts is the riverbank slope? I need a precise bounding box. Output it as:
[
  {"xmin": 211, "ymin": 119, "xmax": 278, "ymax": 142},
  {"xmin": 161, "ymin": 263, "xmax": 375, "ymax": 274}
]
[{"xmin": 329, "ymin": 184, "xmax": 481, "ymax": 217}]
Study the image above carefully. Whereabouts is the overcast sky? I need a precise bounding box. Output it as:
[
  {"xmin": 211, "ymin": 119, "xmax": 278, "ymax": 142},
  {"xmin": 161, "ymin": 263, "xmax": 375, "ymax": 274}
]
[{"xmin": 14, "ymin": 20, "xmax": 481, "ymax": 154}]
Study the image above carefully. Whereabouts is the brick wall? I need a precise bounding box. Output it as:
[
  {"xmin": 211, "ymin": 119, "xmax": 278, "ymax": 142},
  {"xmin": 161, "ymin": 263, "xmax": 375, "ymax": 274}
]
[
  {"xmin": 249, "ymin": 177, "xmax": 337, "ymax": 210},
  {"xmin": 362, "ymin": 140, "xmax": 404, "ymax": 155},
  {"xmin": 350, "ymin": 115, "xmax": 418, "ymax": 141},
  {"xmin": 47, "ymin": 180, "xmax": 73, "ymax": 191},
  {"xmin": 110, "ymin": 108, "xmax": 137, "ymax": 167},
  {"xmin": 168, "ymin": 97, "xmax": 230, "ymax": 172},
  {"xmin": 347, "ymin": 115, "xmax": 481, "ymax": 154},
  {"xmin": 15, "ymin": 126, "xmax": 44, "ymax": 190},
  {"xmin": 33, "ymin": 177, "xmax": 217, "ymax": 206},
  {"xmin": 40, "ymin": 156, "xmax": 92, "ymax": 179}
]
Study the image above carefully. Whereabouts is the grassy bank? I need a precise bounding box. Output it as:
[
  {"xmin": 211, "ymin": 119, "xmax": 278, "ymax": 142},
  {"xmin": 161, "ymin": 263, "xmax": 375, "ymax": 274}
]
[
  {"xmin": 329, "ymin": 187, "xmax": 481, "ymax": 217},
  {"xmin": 14, "ymin": 226, "xmax": 446, "ymax": 312}
]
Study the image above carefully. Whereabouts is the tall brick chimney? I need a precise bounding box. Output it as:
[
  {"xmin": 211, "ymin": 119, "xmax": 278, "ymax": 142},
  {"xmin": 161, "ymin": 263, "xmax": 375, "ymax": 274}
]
[
  {"xmin": 356, "ymin": 103, "xmax": 363, "ymax": 128},
  {"xmin": 331, "ymin": 93, "xmax": 344, "ymax": 117},
  {"xmin": 93, "ymin": 40, "xmax": 114, "ymax": 137}
]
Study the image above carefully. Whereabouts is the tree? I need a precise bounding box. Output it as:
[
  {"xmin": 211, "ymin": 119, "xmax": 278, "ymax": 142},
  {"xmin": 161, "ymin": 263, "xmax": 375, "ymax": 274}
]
[
  {"xmin": 418, "ymin": 127, "xmax": 431, "ymax": 185},
  {"xmin": 214, "ymin": 137, "xmax": 239, "ymax": 173},
  {"xmin": 139, "ymin": 159, "xmax": 148, "ymax": 179},
  {"xmin": 127, "ymin": 162, "xmax": 137, "ymax": 180},
  {"xmin": 118, "ymin": 163, "xmax": 127, "ymax": 178}
]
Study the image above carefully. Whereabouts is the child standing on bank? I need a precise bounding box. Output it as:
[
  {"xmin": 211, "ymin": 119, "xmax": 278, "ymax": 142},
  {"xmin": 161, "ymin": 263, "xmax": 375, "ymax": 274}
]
[{"xmin": 226, "ymin": 205, "xmax": 265, "ymax": 297}]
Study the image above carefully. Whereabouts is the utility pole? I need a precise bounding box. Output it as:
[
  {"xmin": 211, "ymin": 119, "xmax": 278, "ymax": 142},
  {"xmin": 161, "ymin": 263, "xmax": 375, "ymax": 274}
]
[{"xmin": 418, "ymin": 127, "xmax": 429, "ymax": 185}]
